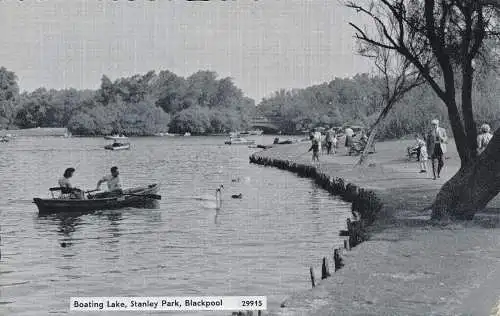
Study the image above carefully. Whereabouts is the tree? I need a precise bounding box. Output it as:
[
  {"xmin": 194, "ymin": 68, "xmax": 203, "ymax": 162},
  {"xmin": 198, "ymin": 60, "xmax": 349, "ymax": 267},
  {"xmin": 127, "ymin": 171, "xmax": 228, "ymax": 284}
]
[
  {"xmin": 357, "ymin": 41, "xmax": 425, "ymax": 165},
  {"xmin": 347, "ymin": 0, "xmax": 500, "ymax": 219},
  {"xmin": 0, "ymin": 67, "xmax": 20, "ymax": 128}
]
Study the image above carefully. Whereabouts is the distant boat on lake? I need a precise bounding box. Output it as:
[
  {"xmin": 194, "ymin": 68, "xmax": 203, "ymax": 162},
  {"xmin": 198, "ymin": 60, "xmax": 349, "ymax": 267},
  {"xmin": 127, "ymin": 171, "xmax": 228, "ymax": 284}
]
[
  {"xmin": 154, "ymin": 132, "xmax": 176, "ymax": 137},
  {"xmin": 104, "ymin": 134, "xmax": 128, "ymax": 141},
  {"xmin": 104, "ymin": 142, "xmax": 130, "ymax": 150},
  {"xmin": 239, "ymin": 129, "xmax": 264, "ymax": 136},
  {"xmin": 225, "ymin": 136, "xmax": 255, "ymax": 145},
  {"xmin": 184, "ymin": 132, "xmax": 191, "ymax": 136},
  {"xmin": 62, "ymin": 131, "xmax": 72, "ymax": 138}
]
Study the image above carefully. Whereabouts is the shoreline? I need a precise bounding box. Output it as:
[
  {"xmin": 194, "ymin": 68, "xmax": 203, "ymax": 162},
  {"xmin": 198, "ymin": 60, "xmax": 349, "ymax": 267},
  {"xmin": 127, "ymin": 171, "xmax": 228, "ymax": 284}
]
[{"xmin": 248, "ymin": 141, "xmax": 500, "ymax": 316}]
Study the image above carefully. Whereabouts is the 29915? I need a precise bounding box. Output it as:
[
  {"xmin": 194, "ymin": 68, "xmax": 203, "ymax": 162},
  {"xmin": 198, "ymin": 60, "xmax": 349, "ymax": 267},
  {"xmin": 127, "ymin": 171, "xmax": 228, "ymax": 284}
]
[{"xmin": 241, "ymin": 300, "xmax": 263, "ymax": 307}]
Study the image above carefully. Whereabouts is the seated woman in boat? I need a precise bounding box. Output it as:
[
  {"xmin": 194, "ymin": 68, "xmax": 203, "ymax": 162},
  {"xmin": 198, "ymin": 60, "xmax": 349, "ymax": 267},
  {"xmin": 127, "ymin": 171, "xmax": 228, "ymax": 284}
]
[
  {"xmin": 96, "ymin": 166, "xmax": 123, "ymax": 197},
  {"xmin": 58, "ymin": 167, "xmax": 84, "ymax": 199}
]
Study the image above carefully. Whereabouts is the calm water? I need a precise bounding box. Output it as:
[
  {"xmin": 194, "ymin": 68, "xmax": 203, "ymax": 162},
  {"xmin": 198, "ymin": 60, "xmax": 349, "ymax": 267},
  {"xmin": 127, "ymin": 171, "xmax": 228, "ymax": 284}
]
[{"xmin": 0, "ymin": 136, "xmax": 351, "ymax": 315}]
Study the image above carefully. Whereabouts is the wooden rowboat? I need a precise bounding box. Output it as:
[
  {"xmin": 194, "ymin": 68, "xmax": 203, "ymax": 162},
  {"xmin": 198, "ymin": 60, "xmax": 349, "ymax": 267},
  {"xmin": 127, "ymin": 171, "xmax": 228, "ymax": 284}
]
[{"xmin": 33, "ymin": 184, "xmax": 160, "ymax": 214}]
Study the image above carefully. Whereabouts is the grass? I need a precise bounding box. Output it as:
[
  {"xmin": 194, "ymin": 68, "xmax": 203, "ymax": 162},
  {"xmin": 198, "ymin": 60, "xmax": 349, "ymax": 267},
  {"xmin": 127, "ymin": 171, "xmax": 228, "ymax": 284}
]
[{"xmin": 252, "ymin": 139, "xmax": 500, "ymax": 316}]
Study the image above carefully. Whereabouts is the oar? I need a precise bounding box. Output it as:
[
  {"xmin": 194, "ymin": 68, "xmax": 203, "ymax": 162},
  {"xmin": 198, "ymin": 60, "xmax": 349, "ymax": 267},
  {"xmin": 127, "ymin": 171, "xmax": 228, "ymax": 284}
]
[
  {"xmin": 121, "ymin": 193, "xmax": 162, "ymax": 200},
  {"xmin": 85, "ymin": 189, "xmax": 100, "ymax": 193}
]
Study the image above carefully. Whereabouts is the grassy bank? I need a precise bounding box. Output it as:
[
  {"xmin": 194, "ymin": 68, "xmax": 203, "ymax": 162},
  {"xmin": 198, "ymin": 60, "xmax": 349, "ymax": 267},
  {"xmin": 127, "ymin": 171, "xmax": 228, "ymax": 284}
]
[{"xmin": 250, "ymin": 140, "xmax": 500, "ymax": 316}]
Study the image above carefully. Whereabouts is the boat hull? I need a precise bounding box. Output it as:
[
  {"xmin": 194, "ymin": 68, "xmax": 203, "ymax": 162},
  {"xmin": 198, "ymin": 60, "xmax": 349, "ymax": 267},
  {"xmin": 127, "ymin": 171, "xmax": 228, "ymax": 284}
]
[
  {"xmin": 104, "ymin": 143, "xmax": 130, "ymax": 150},
  {"xmin": 34, "ymin": 184, "xmax": 159, "ymax": 214}
]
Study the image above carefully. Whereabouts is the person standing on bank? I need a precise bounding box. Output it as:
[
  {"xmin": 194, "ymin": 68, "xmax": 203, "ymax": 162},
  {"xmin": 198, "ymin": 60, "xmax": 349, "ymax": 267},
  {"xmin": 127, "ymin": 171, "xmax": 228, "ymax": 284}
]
[
  {"xmin": 477, "ymin": 123, "xmax": 493, "ymax": 155},
  {"xmin": 308, "ymin": 135, "xmax": 320, "ymax": 164},
  {"xmin": 427, "ymin": 119, "xmax": 448, "ymax": 180},
  {"xmin": 96, "ymin": 166, "xmax": 123, "ymax": 196},
  {"xmin": 325, "ymin": 129, "xmax": 334, "ymax": 155}
]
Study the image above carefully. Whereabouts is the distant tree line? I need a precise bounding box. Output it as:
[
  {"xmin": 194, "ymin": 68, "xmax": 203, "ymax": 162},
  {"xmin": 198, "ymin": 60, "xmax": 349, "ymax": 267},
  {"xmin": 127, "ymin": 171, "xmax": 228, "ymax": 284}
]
[
  {"xmin": 0, "ymin": 67, "xmax": 255, "ymax": 136},
  {"xmin": 0, "ymin": 66, "xmax": 498, "ymax": 138},
  {"xmin": 256, "ymin": 72, "xmax": 500, "ymax": 139}
]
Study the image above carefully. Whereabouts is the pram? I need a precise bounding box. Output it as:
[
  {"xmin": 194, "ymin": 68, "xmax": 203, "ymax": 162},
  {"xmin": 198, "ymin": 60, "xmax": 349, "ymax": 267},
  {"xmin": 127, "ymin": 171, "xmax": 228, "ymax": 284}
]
[
  {"xmin": 348, "ymin": 139, "xmax": 376, "ymax": 156},
  {"xmin": 407, "ymin": 146, "xmax": 420, "ymax": 161}
]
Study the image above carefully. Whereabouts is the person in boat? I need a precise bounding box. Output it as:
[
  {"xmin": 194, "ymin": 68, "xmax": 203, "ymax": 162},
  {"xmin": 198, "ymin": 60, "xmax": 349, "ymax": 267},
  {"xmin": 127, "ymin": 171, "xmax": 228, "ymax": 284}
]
[
  {"xmin": 96, "ymin": 166, "xmax": 123, "ymax": 197},
  {"xmin": 58, "ymin": 167, "xmax": 84, "ymax": 199}
]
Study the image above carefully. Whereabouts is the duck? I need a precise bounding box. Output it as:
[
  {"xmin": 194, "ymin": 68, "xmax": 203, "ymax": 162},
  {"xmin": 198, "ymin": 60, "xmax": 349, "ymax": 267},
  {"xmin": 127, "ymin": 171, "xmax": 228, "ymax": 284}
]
[{"xmin": 231, "ymin": 193, "xmax": 243, "ymax": 199}]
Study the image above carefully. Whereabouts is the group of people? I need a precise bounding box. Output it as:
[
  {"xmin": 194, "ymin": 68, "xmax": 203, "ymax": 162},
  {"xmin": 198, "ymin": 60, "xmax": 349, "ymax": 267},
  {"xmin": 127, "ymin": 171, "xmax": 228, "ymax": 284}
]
[
  {"xmin": 308, "ymin": 128, "xmax": 339, "ymax": 163},
  {"xmin": 306, "ymin": 118, "xmax": 494, "ymax": 181},
  {"xmin": 412, "ymin": 120, "xmax": 494, "ymax": 180},
  {"xmin": 57, "ymin": 166, "xmax": 123, "ymax": 199},
  {"xmin": 308, "ymin": 127, "xmax": 370, "ymax": 163}
]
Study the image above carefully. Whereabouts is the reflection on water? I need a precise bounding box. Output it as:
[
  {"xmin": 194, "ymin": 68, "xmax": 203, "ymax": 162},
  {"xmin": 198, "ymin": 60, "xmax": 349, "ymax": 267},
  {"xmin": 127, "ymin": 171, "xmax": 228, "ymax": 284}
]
[{"xmin": 0, "ymin": 136, "xmax": 351, "ymax": 315}]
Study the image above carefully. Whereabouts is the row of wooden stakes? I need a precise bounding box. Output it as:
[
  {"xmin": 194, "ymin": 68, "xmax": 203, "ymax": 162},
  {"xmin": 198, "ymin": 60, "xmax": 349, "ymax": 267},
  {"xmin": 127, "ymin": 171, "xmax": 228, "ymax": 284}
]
[
  {"xmin": 231, "ymin": 311, "xmax": 263, "ymax": 316},
  {"xmin": 244, "ymin": 154, "xmax": 385, "ymax": 315},
  {"xmin": 309, "ymin": 246, "xmax": 346, "ymax": 289}
]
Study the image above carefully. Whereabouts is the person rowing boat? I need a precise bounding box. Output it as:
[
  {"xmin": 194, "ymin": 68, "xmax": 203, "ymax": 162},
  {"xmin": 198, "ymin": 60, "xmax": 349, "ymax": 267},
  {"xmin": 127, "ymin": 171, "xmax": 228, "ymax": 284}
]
[{"xmin": 96, "ymin": 166, "xmax": 123, "ymax": 197}]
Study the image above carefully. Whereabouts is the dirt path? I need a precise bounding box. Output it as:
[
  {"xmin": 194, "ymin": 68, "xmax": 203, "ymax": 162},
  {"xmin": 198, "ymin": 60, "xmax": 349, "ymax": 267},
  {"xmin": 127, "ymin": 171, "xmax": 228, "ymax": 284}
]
[{"xmin": 252, "ymin": 139, "xmax": 500, "ymax": 316}]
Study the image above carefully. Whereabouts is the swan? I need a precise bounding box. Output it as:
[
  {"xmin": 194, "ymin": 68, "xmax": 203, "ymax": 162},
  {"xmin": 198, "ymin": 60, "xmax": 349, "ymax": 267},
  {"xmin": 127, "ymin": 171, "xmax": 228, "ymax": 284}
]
[
  {"xmin": 194, "ymin": 185, "xmax": 224, "ymax": 210},
  {"xmin": 194, "ymin": 185, "xmax": 224, "ymax": 201}
]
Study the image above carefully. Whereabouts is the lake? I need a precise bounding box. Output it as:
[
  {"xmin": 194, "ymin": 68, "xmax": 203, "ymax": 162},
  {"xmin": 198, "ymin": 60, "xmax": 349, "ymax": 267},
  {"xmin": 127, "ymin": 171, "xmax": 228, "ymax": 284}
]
[{"xmin": 0, "ymin": 135, "xmax": 351, "ymax": 315}]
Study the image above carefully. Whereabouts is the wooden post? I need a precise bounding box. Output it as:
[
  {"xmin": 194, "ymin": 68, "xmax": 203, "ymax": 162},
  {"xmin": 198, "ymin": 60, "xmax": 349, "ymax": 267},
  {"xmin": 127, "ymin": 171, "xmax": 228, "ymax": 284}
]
[
  {"xmin": 309, "ymin": 267, "xmax": 316, "ymax": 288},
  {"xmin": 321, "ymin": 257, "xmax": 331, "ymax": 279},
  {"xmin": 343, "ymin": 239, "xmax": 348, "ymax": 249},
  {"xmin": 334, "ymin": 249, "xmax": 344, "ymax": 272},
  {"xmin": 258, "ymin": 311, "xmax": 262, "ymax": 316}
]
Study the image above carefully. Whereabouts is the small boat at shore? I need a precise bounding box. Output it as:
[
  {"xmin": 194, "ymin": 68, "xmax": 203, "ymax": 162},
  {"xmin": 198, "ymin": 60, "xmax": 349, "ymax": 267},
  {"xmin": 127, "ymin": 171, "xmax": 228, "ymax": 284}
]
[
  {"xmin": 104, "ymin": 142, "xmax": 130, "ymax": 150},
  {"xmin": 104, "ymin": 134, "xmax": 128, "ymax": 141},
  {"xmin": 239, "ymin": 129, "xmax": 264, "ymax": 136},
  {"xmin": 154, "ymin": 132, "xmax": 176, "ymax": 137},
  {"xmin": 225, "ymin": 137, "xmax": 255, "ymax": 145},
  {"xmin": 33, "ymin": 184, "xmax": 160, "ymax": 214}
]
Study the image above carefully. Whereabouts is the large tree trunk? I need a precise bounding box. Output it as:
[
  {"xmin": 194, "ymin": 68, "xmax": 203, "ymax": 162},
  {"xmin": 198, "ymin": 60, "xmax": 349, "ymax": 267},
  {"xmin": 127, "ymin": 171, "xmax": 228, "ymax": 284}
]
[{"xmin": 432, "ymin": 128, "xmax": 500, "ymax": 220}]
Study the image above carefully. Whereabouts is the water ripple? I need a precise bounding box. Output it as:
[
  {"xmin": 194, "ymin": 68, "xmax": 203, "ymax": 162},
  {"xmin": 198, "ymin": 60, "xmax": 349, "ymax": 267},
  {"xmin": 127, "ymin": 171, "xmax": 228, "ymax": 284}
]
[{"xmin": 0, "ymin": 136, "xmax": 352, "ymax": 316}]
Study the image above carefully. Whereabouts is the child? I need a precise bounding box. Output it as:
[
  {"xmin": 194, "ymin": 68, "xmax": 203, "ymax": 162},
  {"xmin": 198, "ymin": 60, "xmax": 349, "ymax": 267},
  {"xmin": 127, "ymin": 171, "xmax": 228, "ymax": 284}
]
[
  {"xmin": 415, "ymin": 134, "xmax": 428, "ymax": 173},
  {"xmin": 331, "ymin": 134, "xmax": 338, "ymax": 154},
  {"xmin": 308, "ymin": 135, "xmax": 320, "ymax": 163}
]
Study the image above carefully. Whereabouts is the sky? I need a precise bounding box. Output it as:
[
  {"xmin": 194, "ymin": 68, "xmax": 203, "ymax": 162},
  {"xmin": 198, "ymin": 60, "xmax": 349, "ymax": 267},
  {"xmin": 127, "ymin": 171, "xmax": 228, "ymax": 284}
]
[{"xmin": 0, "ymin": 0, "xmax": 373, "ymax": 102}]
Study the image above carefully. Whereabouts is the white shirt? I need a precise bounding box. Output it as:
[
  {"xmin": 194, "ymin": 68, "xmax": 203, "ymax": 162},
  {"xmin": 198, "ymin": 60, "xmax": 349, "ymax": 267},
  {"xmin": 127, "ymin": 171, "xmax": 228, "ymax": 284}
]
[{"xmin": 101, "ymin": 175, "xmax": 121, "ymax": 191}]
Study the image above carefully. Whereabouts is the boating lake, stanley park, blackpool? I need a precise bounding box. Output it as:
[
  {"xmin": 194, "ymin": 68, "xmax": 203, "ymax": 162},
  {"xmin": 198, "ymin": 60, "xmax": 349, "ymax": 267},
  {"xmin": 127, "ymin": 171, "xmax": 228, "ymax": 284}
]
[{"xmin": 0, "ymin": 135, "xmax": 351, "ymax": 315}]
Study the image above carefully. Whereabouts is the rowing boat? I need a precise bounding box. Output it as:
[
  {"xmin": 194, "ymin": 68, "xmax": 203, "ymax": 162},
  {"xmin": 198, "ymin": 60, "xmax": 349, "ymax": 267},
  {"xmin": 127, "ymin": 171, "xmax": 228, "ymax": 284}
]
[
  {"xmin": 224, "ymin": 137, "xmax": 255, "ymax": 145},
  {"xmin": 104, "ymin": 134, "xmax": 129, "ymax": 141},
  {"xmin": 104, "ymin": 142, "xmax": 130, "ymax": 150},
  {"xmin": 33, "ymin": 184, "xmax": 160, "ymax": 214}
]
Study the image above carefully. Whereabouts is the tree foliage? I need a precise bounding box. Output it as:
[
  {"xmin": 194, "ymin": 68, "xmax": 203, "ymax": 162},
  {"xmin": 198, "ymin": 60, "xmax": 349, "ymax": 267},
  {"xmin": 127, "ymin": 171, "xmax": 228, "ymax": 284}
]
[
  {"xmin": 345, "ymin": 0, "xmax": 500, "ymax": 220},
  {"xmin": 256, "ymin": 73, "xmax": 456, "ymax": 138},
  {"xmin": 6, "ymin": 69, "xmax": 254, "ymax": 136},
  {"xmin": 0, "ymin": 67, "xmax": 20, "ymax": 128}
]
